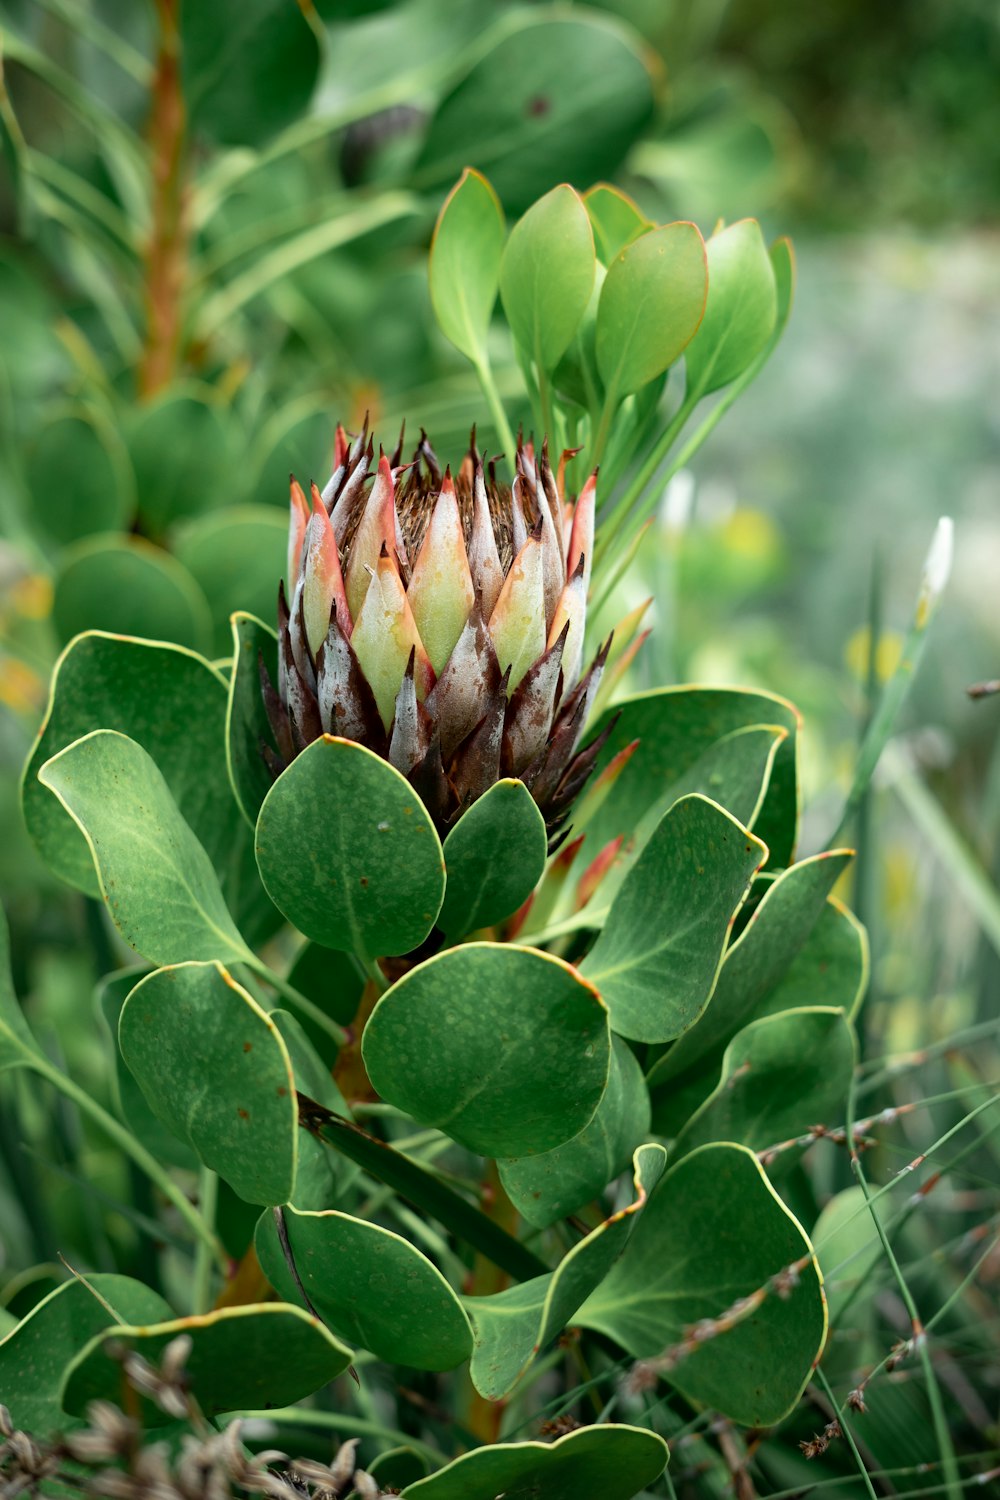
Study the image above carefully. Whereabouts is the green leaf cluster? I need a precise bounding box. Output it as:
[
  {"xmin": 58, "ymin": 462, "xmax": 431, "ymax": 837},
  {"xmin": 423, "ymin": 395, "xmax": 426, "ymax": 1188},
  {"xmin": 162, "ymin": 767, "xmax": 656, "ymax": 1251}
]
[{"xmin": 2, "ymin": 617, "xmax": 867, "ymax": 1457}]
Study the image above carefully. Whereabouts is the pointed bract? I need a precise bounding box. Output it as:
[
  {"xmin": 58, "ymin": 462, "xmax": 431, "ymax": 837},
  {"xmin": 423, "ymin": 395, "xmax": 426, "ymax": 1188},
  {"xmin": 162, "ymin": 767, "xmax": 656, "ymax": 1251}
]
[
  {"xmin": 351, "ymin": 549, "xmax": 434, "ymax": 730},
  {"xmin": 407, "ymin": 471, "xmax": 475, "ymax": 675},
  {"xmin": 449, "ymin": 668, "xmax": 509, "ymax": 814},
  {"xmin": 425, "ymin": 604, "xmax": 501, "ymax": 761},
  {"xmin": 567, "ymin": 470, "xmax": 597, "ymax": 599},
  {"xmin": 288, "ymin": 479, "xmax": 310, "ymax": 591},
  {"xmin": 502, "ymin": 624, "xmax": 566, "ymax": 776},
  {"xmin": 547, "ymin": 559, "xmax": 587, "ymax": 690},
  {"xmin": 511, "ymin": 472, "xmax": 529, "ymax": 557},
  {"xmin": 302, "ymin": 484, "xmax": 351, "ymax": 655},
  {"xmin": 345, "ymin": 452, "xmax": 398, "ymax": 617},
  {"xmin": 467, "ymin": 464, "xmax": 504, "ymax": 619},
  {"xmin": 489, "ymin": 534, "xmax": 547, "ymax": 693},
  {"xmin": 316, "ymin": 617, "xmax": 384, "ymax": 749},
  {"xmin": 330, "ymin": 439, "xmax": 372, "ymax": 545},
  {"xmin": 389, "ymin": 650, "xmax": 434, "ymax": 776},
  {"xmin": 289, "ymin": 577, "xmax": 316, "ymax": 689}
]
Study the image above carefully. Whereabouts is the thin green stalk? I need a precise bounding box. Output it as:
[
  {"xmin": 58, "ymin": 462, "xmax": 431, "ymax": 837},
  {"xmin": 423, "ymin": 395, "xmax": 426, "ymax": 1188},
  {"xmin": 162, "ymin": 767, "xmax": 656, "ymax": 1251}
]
[
  {"xmin": 855, "ymin": 548, "xmax": 883, "ymax": 1046},
  {"xmin": 760, "ymin": 1460, "xmax": 1000, "ymax": 1500},
  {"xmin": 829, "ymin": 517, "xmax": 953, "ymax": 848},
  {"xmin": 837, "ymin": 1225, "xmax": 1000, "ymax": 1398},
  {"xmin": 845, "ymin": 1071, "xmax": 962, "ymax": 1500},
  {"xmin": 192, "ymin": 1167, "xmax": 218, "ymax": 1315},
  {"xmin": 27, "ymin": 1058, "xmax": 227, "ymax": 1272},
  {"xmin": 813, "ymin": 1366, "xmax": 879, "ymax": 1500},
  {"xmin": 246, "ymin": 959, "xmax": 350, "ymax": 1046},
  {"xmin": 857, "ymin": 1017, "xmax": 1000, "ymax": 1095},
  {"xmin": 535, "ymin": 363, "xmax": 558, "ymax": 449},
  {"xmin": 358, "ymin": 955, "xmax": 387, "ymax": 996},
  {"xmin": 474, "ymin": 354, "xmax": 517, "ymax": 467},
  {"xmin": 596, "ymin": 389, "xmax": 696, "ymax": 541},
  {"xmin": 231, "ymin": 1406, "xmax": 444, "ymax": 1468},
  {"xmin": 588, "ymin": 388, "xmax": 619, "ymax": 473}
]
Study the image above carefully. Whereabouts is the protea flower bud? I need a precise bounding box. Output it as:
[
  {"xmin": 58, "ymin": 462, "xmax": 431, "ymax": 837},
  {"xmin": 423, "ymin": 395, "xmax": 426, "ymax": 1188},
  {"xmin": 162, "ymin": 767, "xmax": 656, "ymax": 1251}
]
[{"xmin": 261, "ymin": 421, "xmax": 617, "ymax": 843}]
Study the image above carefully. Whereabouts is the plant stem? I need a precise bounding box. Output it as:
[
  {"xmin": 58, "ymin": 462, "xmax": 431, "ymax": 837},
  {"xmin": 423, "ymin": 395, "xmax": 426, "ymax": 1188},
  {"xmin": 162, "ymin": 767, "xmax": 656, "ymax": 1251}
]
[
  {"xmin": 829, "ymin": 518, "xmax": 952, "ymax": 848},
  {"xmin": 230, "ymin": 1406, "xmax": 445, "ymax": 1467},
  {"xmin": 246, "ymin": 960, "xmax": 350, "ymax": 1046},
  {"xmin": 596, "ymin": 388, "xmax": 696, "ymax": 541},
  {"xmin": 138, "ymin": 0, "xmax": 188, "ymax": 397},
  {"xmin": 359, "ymin": 955, "xmax": 387, "ymax": 996},
  {"xmin": 588, "ymin": 391, "xmax": 617, "ymax": 475},
  {"xmin": 28, "ymin": 1059, "xmax": 227, "ymax": 1272},
  {"xmin": 191, "ymin": 1167, "xmax": 218, "ymax": 1314},
  {"xmin": 814, "ymin": 1366, "xmax": 879, "ymax": 1500},
  {"xmin": 474, "ymin": 355, "xmax": 517, "ymax": 470},
  {"xmin": 536, "ymin": 363, "xmax": 557, "ymax": 450},
  {"xmin": 845, "ymin": 1072, "xmax": 961, "ymax": 1500}
]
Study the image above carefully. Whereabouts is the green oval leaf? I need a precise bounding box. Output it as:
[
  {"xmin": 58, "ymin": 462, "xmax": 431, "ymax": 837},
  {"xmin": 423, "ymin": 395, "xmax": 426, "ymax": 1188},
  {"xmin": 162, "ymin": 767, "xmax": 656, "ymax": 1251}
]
[
  {"xmin": 438, "ymin": 778, "xmax": 547, "ymax": 938},
  {"xmin": 648, "ymin": 849, "xmax": 856, "ymax": 1104},
  {"xmin": 61, "ymin": 1303, "xmax": 352, "ymax": 1423},
  {"xmin": 498, "ymin": 1035, "xmax": 649, "ymax": 1229},
  {"xmin": 23, "ymin": 632, "xmax": 237, "ymax": 897},
  {"xmin": 581, "ymin": 795, "xmax": 767, "ymax": 1043},
  {"xmin": 550, "ymin": 722, "xmax": 786, "ymax": 942},
  {"xmin": 429, "ymin": 167, "xmax": 506, "ymax": 365},
  {"xmin": 174, "ymin": 506, "xmax": 286, "ymax": 658},
  {"xmin": 499, "ymin": 184, "xmax": 595, "ymax": 372},
  {"xmin": 38, "ymin": 730, "xmax": 249, "ymax": 966},
  {"xmin": 401, "ymin": 1424, "xmax": 668, "ymax": 1500},
  {"xmin": 21, "ymin": 631, "xmax": 274, "ymax": 941},
  {"xmin": 467, "ymin": 1144, "xmax": 665, "ymax": 1400},
  {"xmin": 767, "ymin": 895, "xmax": 869, "ymax": 1021},
  {"xmin": 226, "ymin": 611, "xmax": 280, "ymax": 828},
  {"xmin": 256, "ymin": 1203, "xmax": 474, "ymax": 1371},
  {"xmin": 363, "ymin": 943, "xmax": 610, "ymax": 1157},
  {"xmin": 684, "ymin": 218, "xmax": 778, "ymax": 397},
  {"xmin": 52, "ymin": 536, "xmax": 213, "ymax": 653},
  {"xmin": 0, "ymin": 1275, "xmax": 172, "ymax": 1432},
  {"xmin": 255, "ymin": 735, "xmax": 445, "ymax": 957},
  {"xmin": 120, "ymin": 961, "xmax": 296, "ymax": 1205},
  {"xmin": 582, "ymin": 684, "xmax": 801, "ymax": 880},
  {"xmin": 28, "ymin": 407, "xmax": 134, "ymax": 547},
  {"xmin": 578, "ymin": 1142, "xmax": 827, "ymax": 1426},
  {"xmin": 596, "ymin": 222, "xmax": 708, "ymax": 398},
  {"xmin": 672, "ymin": 1006, "xmax": 857, "ymax": 1162},
  {"xmin": 584, "ymin": 183, "xmax": 652, "ymax": 266}
]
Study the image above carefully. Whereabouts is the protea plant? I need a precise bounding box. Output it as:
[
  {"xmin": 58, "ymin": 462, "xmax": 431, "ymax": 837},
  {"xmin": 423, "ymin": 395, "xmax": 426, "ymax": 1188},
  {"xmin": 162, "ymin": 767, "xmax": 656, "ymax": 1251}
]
[{"xmin": 262, "ymin": 419, "xmax": 616, "ymax": 844}]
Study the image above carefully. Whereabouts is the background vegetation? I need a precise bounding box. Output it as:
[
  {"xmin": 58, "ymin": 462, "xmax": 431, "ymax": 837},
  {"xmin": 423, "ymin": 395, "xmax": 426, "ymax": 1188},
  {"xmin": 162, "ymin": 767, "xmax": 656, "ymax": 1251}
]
[{"xmin": 0, "ymin": 1, "xmax": 998, "ymax": 1495}]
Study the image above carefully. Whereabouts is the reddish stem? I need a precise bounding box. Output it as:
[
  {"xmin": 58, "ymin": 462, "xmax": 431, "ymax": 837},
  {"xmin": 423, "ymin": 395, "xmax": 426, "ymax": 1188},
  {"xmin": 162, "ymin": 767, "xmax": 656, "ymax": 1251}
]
[{"xmin": 138, "ymin": 0, "xmax": 187, "ymax": 398}]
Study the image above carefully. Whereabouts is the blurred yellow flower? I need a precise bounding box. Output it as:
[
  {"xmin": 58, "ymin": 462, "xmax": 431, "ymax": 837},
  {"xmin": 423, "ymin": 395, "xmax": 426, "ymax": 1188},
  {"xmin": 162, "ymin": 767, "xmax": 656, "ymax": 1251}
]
[{"xmin": 844, "ymin": 625, "xmax": 904, "ymax": 684}]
